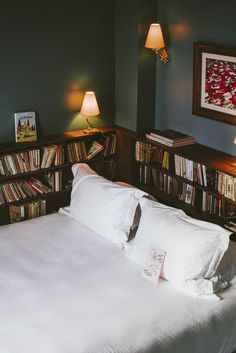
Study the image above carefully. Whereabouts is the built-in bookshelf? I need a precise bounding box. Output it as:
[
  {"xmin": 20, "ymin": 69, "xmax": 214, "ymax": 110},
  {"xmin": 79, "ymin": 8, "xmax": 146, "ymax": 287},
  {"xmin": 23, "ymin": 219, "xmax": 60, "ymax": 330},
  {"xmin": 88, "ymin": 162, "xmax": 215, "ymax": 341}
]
[
  {"xmin": 133, "ymin": 135, "xmax": 236, "ymax": 229},
  {"xmin": 0, "ymin": 127, "xmax": 117, "ymax": 225}
]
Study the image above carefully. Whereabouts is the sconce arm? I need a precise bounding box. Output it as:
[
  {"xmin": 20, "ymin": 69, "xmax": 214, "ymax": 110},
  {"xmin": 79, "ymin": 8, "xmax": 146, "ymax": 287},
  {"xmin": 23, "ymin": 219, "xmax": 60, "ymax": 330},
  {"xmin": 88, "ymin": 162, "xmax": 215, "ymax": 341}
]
[{"xmin": 155, "ymin": 47, "xmax": 169, "ymax": 64}]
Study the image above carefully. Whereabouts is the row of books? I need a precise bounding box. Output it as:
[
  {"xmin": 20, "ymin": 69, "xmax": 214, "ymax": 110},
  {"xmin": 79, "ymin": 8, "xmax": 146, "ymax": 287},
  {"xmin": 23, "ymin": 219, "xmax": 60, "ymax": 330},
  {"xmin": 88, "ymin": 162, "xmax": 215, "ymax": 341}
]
[
  {"xmin": 151, "ymin": 168, "xmax": 195, "ymax": 206},
  {"xmin": 170, "ymin": 155, "xmax": 236, "ymax": 202},
  {"xmin": 67, "ymin": 137, "xmax": 116, "ymax": 164},
  {"xmin": 135, "ymin": 141, "xmax": 169, "ymax": 169},
  {"xmin": 202, "ymin": 191, "xmax": 236, "ymax": 218},
  {"xmin": 9, "ymin": 199, "xmax": 46, "ymax": 223},
  {"xmin": 137, "ymin": 164, "xmax": 236, "ymax": 219},
  {"xmin": 0, "ymin": 149, "xmax": 40, "ymax": 176},
  {"xmin": 137, "ymin": 149, "xmax": 213, "ymax": 189},
  {"xmin": 0, "ymin": 136, "xmax": 117, "ymax": 178},
  {"xmin": 146, "ymin": 129, "xmax": 196, "ymax": 148},
  {"xmin": 136, "ymin": 141, "xmax": 236, "ymax": 206},
  {"xmin": 174, "ymin": 155, "xmax": 212, "ymax": 187},
  {"xmin": 138, "ymin": 165, "xmax": 195, "ymax": 206},
  {"xmin": 216, "ymin": 171, "xmax": 236, "ymax": 202},
  {"xmin": 0, "ymin": 145, "xmax": 64, "ymax": 177},
  {"xmin": 0, "ymin": 177, "xmax": 51, "ymax": 204},
  {"xmin": 67, "ymin": 140, "xmax": 104, "ymax": 163},
  {"xmin": 0, "ymin": 158, "xmax": 114, "ymax": 205}
]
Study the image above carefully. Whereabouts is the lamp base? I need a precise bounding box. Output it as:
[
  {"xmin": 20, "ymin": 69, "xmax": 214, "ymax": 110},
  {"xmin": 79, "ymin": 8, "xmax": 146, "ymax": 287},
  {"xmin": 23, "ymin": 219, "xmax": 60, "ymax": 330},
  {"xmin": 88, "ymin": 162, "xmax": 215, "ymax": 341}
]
[{"xmin": 83, "ymin": 127, "xmax": 101, "ymax": 134}]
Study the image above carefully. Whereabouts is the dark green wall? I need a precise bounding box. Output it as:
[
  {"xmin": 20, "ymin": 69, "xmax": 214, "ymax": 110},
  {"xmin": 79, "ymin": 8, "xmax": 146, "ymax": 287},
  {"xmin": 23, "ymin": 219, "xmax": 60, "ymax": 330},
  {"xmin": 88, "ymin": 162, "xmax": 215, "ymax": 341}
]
[
  {"xmin": 115, "ymin": 0, "xmax": 138, "ymax": 131},
  {"xmin": 0, "ymin": 1, "xmax": 115, "ymax": 143},
  {"xmin": 157, "ymin": 0, "xmax": 236, "ymax": 155},
  {"xmin": 115, "ymin": 0, "xmax": 157, "ymax": 132},
  {"xmin": 2, "ymin": 0, "xmax": 235, "ymax": 155}
]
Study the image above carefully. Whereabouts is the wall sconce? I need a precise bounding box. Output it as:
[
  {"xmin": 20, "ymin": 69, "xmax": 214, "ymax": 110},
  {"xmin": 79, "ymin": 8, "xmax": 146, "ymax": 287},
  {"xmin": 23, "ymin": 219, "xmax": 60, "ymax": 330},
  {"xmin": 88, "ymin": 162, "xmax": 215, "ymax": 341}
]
[
  {"xmin": 80, "ymin": 91, "xmax": 100, "ymax": 134},
  {"xmin": 145, "ymin": 23, "xmax": 169, "ymax": 64}
]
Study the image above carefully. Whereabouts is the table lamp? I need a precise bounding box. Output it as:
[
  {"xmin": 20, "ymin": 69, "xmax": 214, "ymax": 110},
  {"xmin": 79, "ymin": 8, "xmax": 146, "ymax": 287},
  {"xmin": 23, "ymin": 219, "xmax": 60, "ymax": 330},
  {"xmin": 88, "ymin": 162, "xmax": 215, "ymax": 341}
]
[{"xmin": 80, "ymin": 91, "xmax": 100, "ymax": 134}]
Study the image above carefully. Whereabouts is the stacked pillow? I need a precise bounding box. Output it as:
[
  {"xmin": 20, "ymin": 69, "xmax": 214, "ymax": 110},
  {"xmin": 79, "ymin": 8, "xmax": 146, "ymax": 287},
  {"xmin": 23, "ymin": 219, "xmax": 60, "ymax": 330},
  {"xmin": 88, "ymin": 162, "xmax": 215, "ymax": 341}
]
[
  {"xmin": 69, "ymin": 163, "xmax": 236, "ymax": 297},
  {"xmin": 70, "ymin": 163, "xmax": 147, "ymax": 245}
]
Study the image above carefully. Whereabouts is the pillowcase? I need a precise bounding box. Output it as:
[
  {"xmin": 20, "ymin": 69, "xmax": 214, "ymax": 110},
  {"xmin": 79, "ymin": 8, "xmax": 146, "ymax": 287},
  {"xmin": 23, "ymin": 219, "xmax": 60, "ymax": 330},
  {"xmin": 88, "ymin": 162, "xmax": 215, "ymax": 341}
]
[
  {"xmin": 127, "ymin": 197, "xmax": 231, "ymax": 296},
  {"xmin": 115, "ymin": 181, "xmax": 157, "ymax": 241},
  {"xmin": 70, "ymin": 163, "xmax": 147, "ymax": 245}
]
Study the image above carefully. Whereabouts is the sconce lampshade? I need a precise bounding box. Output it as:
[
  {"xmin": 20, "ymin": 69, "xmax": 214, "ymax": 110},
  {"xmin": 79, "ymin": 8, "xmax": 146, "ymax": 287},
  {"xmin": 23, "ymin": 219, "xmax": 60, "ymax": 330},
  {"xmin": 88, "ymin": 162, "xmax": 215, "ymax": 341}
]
[
  {"xmin": 145, "ymin": 23, "xmax": 165, "ymax": 50},
  {"xmin": 80, "ymin": 91, "xmax": 100, "ymax": 117}
]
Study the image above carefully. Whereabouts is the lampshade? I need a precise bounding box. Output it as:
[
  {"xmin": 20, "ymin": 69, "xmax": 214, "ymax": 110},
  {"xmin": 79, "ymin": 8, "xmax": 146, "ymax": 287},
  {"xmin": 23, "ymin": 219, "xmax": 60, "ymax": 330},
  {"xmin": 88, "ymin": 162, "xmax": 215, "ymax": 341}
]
[
  {"xmin": 80, "ymin": 91, "xmax": 100, "ymax": 117},
  {"xmin": 145, "ymin": 23, "xmax": 165, "ymax": 50}
]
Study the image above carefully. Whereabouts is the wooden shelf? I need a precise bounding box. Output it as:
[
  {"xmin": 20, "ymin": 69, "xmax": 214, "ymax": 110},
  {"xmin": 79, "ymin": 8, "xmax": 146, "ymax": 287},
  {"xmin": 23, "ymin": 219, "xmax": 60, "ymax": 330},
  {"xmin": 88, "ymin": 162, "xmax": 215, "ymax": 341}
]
[{"xmin": 133, "ymin": 134, "xmax": 236, "ymax": 229}]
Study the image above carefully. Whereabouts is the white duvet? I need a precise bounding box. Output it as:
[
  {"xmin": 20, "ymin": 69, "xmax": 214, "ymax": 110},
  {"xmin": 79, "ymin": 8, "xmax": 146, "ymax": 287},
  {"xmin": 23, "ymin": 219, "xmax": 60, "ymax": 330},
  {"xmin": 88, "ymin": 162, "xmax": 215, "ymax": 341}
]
[{"xmin": 0, "ymin": 212, "xmax": 236, "ymax": 353}]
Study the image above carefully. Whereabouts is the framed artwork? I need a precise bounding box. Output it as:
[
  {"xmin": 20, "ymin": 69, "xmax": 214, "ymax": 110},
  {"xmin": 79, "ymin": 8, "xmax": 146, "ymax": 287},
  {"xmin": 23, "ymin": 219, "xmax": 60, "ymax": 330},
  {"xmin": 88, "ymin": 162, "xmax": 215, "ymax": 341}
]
[
  {"xmin": 193, "ymin": 42, "xmax": 236, "ymax": 125},
  {"xmin": 14, "ymin": 111, "xmax": 37, "ymax": 143}
]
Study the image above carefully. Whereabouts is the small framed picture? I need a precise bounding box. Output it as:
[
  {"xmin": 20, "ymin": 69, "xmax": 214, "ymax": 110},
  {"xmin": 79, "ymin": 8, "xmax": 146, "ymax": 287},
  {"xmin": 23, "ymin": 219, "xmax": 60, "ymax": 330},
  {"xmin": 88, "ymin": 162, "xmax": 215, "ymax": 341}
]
[{"xmin": 14, "ymin": 111, "xmax": 37, "ymax": 143}]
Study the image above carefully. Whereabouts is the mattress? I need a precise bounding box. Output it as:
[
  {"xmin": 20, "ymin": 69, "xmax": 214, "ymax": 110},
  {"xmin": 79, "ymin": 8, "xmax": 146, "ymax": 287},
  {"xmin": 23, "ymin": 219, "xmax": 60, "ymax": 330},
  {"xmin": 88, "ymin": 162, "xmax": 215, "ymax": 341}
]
[{"xmin": 0, "ymin": 212, "xmax": 235, "ymax": 353}]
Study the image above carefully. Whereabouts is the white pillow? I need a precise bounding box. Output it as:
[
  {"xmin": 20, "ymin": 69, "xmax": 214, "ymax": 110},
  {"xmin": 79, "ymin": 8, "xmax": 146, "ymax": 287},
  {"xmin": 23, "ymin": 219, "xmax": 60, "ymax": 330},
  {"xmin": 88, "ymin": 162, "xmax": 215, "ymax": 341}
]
[
  {"xmin": 70, "ymin": 163, "xmax": 147, "ymax": 245},
  {"xmin": 127, "ymin": 197, "xmax": 231, "ymax": 296},
  {"xmin": 216, "ymin": 240, "xmax": 236, "ymax": 283}
]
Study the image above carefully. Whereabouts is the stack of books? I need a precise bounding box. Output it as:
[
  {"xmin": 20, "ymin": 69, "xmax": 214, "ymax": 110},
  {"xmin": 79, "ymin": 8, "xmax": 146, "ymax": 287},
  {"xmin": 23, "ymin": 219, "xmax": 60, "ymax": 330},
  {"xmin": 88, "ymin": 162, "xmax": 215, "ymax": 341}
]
[{"xmin": 146, "ymin": 129, "xmax": 196, "ymax": 148}]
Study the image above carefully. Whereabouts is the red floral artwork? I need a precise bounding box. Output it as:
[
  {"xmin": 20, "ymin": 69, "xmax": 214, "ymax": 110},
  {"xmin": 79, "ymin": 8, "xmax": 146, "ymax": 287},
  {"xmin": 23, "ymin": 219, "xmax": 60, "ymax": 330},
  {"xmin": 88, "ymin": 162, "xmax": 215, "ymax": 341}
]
[{"xmin": 204, "ymin": 58, "xmax": 236, "ymax": 111}]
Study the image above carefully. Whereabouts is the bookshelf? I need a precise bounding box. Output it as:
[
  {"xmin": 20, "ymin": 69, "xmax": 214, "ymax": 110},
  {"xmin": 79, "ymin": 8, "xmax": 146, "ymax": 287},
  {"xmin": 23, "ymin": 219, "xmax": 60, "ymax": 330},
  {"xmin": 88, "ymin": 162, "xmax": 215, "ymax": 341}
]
[
  {"xmin": 133, "ymin": 133, "xmax": 236, "ymax": 230},
  {"xmin": 0, "ymin": 127, "xmax": 117, "ymax": 225}
]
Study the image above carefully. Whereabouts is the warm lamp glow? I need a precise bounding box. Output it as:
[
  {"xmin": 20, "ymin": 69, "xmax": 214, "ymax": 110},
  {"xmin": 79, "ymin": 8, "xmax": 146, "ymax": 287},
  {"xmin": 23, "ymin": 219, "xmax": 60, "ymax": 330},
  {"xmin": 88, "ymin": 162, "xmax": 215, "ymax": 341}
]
[
  {"xmin": 66, "ymin": 89, "xmax": 84, "ymax": 111},
  {"xmin": 80, "ymin": 91, "xmax": 100, "ymax": 134},
  {"xmin": 145, "ymin": 23, "xmax": 169, "ymax": 64},
  {"xmin": 145, "ymin": 23, "xmax": 165, "ymax": 50},
  {"xmin": 234, "ymin": 137, "xmax": 236, "ymax": 144}
]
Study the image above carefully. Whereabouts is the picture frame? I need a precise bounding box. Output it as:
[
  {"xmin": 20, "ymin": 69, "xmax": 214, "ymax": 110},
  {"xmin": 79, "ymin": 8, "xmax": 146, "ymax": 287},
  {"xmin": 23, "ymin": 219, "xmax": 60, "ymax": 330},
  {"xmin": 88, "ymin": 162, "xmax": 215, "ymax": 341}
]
[
  {"xmin": 192, "ymin": 42, "xmax": 236, "ymax": 125},
  {"xmin": 14, "ymin": 111, "xmax": 37, "ymax": 143}
]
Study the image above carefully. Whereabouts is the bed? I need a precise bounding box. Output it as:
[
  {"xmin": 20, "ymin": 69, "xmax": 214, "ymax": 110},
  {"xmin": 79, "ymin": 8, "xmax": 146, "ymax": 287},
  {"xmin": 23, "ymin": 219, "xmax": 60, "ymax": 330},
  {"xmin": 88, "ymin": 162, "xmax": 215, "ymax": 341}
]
[{"xmin": 0, "ymin": 163, "xmax": 236, "ymax": 353}]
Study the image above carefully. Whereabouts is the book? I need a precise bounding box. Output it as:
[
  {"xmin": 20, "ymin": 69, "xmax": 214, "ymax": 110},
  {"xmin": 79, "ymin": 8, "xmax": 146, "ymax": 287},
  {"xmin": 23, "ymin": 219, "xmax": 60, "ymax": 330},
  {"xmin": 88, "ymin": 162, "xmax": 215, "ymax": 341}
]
[
  {"xmin": 0, "ymin": 185, "xmax": 5, "ymax": 205},
  {"xmin": 0, "ymin": 159, "xmax": 6, "ymax": 176},
  {"xmin": 14, "ymin": 111, "xmax": 37, "ymax": 143},
  {"xmin": 146, "ymin": 129, "xmax": 196, "ymax": 147},
  {"xmin": 86, "ymin": 141, "xmax": 104, "ymax": 160},
  {"xmin": 9, "ymin": 204, "xmax": 24, "ymax": 223}
]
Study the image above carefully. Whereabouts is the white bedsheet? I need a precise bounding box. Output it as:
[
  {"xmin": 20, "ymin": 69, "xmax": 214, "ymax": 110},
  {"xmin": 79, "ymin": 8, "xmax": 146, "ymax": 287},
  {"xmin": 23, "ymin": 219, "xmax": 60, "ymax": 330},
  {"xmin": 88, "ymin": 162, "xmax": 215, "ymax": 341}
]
[{"xmin": 0, "ymin": 212, "xmax": 235, "ymax": 353}]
